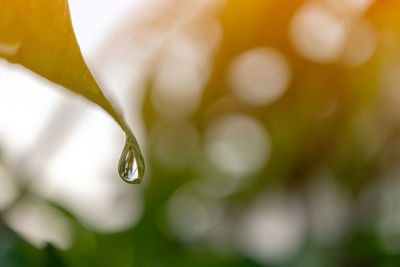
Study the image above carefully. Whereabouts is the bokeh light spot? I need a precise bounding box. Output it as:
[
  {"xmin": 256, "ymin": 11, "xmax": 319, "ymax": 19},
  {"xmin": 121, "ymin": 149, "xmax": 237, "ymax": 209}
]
[
  {"xmin": 151, "ymin": 30, "xmax": 218, "ymax": 118},
  {"xmin": 228, "ymin": 47, "xmax": 291, "ymax": 106},
  {"xmin": 205, "ymin": 113, "xmax": 270, "ymax": 177},
  {"xmin": 290, "ymin": 2, "xmax": 347, "ymax": 63},
  {"xmin": 165, "ymin": 185, "xmax": 222, "ymax": 242},
  {"xmin": 237, "ymin": 192, "xmax": 306, "ymax": 265},
  {"xmin": 3, "ymin": 197, "xmax": 74, "ymax": 250}
]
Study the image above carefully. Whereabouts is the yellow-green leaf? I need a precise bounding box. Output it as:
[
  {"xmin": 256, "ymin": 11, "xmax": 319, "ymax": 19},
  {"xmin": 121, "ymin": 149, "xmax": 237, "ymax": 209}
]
[{"xmin": 0, "ymin": 0, "xmax": 145, "ymax": 183}]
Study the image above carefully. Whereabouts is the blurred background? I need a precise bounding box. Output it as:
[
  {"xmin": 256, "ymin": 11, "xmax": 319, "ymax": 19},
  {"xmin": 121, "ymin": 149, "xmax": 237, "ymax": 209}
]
[{"xmin": 1, "ymin": 0, "xmax": 400, "ymax": 266}]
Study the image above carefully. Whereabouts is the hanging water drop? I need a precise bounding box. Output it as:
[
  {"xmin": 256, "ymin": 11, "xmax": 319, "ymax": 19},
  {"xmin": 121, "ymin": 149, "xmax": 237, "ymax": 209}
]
[{"xmin": 118, "ymin": 132, "xmax": 145, "ymax": 184}]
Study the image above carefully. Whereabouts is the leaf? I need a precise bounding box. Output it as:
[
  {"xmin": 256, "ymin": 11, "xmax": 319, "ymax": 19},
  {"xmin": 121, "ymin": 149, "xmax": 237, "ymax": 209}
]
[
  {"xmin": 0, "ymin": 0, "xmax": 145, "ymax": 183},
  {"xmin": 0, "ymin": 0, "xmax": 124, "ymax": 127}
]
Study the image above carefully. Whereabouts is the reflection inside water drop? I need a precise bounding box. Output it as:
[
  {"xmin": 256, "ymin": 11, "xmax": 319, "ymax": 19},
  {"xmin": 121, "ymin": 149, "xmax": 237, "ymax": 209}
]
[{"xmin": 118, "ymin": 134, "xmax": 145, "ymax": 184}]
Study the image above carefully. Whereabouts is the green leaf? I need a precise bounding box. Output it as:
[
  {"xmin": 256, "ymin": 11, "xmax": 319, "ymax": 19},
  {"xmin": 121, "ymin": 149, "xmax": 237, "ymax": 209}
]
[
  {"xmin": 0, "ymin": 0, "xmax": 145, "ymax": 183},
  {"xmin": 0, "ymin": 0, "xmax": 123, "ymax": 125}
]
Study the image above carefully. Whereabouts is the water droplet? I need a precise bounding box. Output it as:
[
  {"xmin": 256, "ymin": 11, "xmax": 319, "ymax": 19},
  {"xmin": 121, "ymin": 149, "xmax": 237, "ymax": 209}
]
[{"xmin": 118, "ymin": 133, "xmax": 145, "ymax": 184}]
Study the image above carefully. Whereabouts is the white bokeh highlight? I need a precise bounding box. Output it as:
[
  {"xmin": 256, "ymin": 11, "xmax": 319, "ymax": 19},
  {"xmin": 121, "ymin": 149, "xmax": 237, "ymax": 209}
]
[
  {"xmin": 236, "ymin": 192, "xmax": 306, "ymax": 265},
  {"xmin": 228, "ymin": 47, "xmax": 291, "ymax": 106},
  {"xmin": 291, "ymin": 2, "xmax": 348, "ymax": 63},
  {"xmin": 0, "ymin": 61, "xmax": 62, "ymax": 161},
  {"xmin": 165, "ymin": 184, "xmax": 222, "ymax": 242},
  {"xmin": 205, "ymin": 113, "xmax": 270, "ymax": 177},
  {"xmin": 3, "ymin": 197, "xmax": 74, "ymax": 250},
  {"xmin": 151, "ymin": 21, "xmax": 221, "ymax": 118}
]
